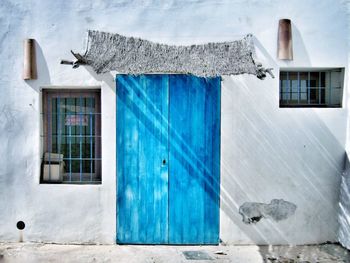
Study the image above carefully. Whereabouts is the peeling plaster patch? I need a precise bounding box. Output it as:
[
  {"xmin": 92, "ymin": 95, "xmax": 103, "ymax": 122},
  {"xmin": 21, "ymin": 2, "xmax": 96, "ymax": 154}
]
[
  {"xmin": 239, "ymin": 199, "xmax": 297, "ymax": 224},
  {"xmin": 0, "ymin": 105, "xmax": 22, "ymax": 133},
  {"xmin": 84, "ymin": 17, "xmax": 94, "ymax": 23}
]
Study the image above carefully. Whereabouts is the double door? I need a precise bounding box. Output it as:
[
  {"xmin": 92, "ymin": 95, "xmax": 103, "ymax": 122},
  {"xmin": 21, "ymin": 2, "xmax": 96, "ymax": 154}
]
[{"xmin": 117, "ymin": 74, "xmax": 220, "ymax": 244}]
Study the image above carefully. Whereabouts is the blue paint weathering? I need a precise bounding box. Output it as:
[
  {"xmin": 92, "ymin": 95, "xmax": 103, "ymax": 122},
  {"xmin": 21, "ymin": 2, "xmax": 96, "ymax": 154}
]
[
  {"xmin": 169, "ymin": 75, "xmax": 221, "ymax": 244},
  {"xmin": 116, "ymin": 74, "xmax": 220, "ymax": 244},
  {"xmin": 117, "ymin": 75, "xmax": 169, "ymax": 244}
]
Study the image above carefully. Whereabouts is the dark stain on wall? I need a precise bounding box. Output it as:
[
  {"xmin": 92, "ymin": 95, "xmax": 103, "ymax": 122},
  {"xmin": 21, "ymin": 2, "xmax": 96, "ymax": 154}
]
[{"xmin": 239, "ymin": 199, "xmax": 297, "ymax": 224}]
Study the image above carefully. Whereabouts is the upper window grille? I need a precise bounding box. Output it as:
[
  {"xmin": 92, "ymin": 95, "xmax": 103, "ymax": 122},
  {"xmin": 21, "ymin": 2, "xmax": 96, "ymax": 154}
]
[
  {"xmin": 42, "ymin": 89, "xmax": 101, "ymax": 184},
  {"xmin": 279, "ymin": 69, "xmax": 344, "ymax": 107}
]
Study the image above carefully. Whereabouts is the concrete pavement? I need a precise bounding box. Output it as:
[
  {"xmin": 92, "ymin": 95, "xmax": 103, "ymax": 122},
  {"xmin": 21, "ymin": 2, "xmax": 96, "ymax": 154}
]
[{"xmin": 0, "ymin": 242, "xmax": 349, "ymax": 263}]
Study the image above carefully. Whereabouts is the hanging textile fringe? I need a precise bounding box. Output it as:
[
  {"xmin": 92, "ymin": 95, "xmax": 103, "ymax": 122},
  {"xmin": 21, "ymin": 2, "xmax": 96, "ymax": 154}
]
[{"xmin": 71, "ymin": 30, "xmax": 272, "ymax": 79}]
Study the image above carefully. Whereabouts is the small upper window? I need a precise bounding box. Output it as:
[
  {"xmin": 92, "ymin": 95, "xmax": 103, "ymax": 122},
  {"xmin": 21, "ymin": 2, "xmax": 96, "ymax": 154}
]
[
  {"xmin": 41, "ymin": 89, "xmax": 101, "ymax": 184},
  {"xmin": 279, "ymin": 69, "xmax": 344, "ymax": 107}
]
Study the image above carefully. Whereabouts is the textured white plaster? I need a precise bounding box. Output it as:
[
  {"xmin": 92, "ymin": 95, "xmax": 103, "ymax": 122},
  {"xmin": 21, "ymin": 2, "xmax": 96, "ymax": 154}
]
[
  {"xmin": 220, "ymin": 74, "xmax": 346, "ymax": 245},
  {"xmin": 338, "ymin": 154, "xmax": 350, "ymax": 249},
  {"xmin": 0, "ymin": 0, "xmax": 348, "ymax": 245}
]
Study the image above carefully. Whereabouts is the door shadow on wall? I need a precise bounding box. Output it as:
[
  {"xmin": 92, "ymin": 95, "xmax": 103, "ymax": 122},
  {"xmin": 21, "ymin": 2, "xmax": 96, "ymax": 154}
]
[
  {"xmin": 21, "ymin": 40, "xmax": 51, "ymax": 185},
  {"xmin": 86, "ymin": 66, "xmax": 345, "ymax": 245},
  {"xmin": 221, "ymin": 74, "xmax": 345, "ymax": 245},
  {"xmin": 114, "ymin": 74, "xmax": 295, "ymax": 244},
  {"xmin": 85, "ymin": 67, "xmax": 116, "ymax": 93}
]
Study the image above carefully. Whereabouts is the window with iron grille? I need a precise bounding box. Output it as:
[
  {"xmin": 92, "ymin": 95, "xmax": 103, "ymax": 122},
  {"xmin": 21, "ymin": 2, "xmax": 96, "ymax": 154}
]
[
  {"xmin": 42, "ymin": 89, "xmax": 101, "ymax": 184},
  {"xmin": 279, "ymin": 69, "xmax": 344, "ymax": 107}
]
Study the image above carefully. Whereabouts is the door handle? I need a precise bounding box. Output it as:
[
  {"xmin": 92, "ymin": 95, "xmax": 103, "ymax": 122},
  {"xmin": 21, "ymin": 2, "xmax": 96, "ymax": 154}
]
[{"xmin": 162, "ymin": 159, "xmax": 167, "ymax": 165}]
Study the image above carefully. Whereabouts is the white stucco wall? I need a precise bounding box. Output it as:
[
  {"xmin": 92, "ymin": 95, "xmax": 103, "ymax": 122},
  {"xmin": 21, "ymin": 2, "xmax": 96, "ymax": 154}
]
[{"xmin": 0, "ymin": 0, "xmax": 348, "ymax": 245}]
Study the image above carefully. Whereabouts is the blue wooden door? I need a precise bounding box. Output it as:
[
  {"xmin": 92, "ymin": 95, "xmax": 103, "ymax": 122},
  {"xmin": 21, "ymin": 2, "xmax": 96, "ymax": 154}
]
[
  {"xmin": 116, "ymin": 75, "xmax": 169, "ymax": 244},
  {"xmin": 168, "ymin": 75, "xmax": 221, "ymax": 244},
  {"xmin": 117, "ymin": 74, "xmax": 220, "ymax": 244}
]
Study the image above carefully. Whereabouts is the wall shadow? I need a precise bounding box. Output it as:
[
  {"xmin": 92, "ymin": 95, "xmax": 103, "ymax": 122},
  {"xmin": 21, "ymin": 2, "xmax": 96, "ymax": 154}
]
[
  {"xmin": 23, "ymin": 40, "xmax": 51, "ymax": 185},
  {"xmin": 115, "ymin": 74, "xmax": 295, "ymax": 244},
  {"xmin": 220, "ymin": 73, "xmax": 345, "ymax": 245},
  {"xmin": 84, "ymin": 67, "xmax": 115, "ymax": 93},
  {"xmin": 85, "ymin": 60, "xmax": 345, "ymax": 245},
  {"xmin": 290, "ymin": 22, "xmax": 311, "ymax": 65}
]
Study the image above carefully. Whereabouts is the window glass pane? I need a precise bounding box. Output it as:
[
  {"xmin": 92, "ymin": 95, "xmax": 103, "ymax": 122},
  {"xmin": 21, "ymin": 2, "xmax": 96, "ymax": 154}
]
[
  {"xmin": 320, "ymin": 72, "xmax": 326, "ymax": 88},
  {"xmin": 291, "ymin": 93, "xmax": 298, "ymax": 101},
  {"xmin": 321, "ymin": 88, "xmax": 326, "ymax": 104},
  {"xmin": 289, "ymin": 72, "xmax": 298, "ymax": 93},
  {"xmin": 309, "ymin": 88, "xmax": 318, "ymax": 103},
  {"xmin": 309, "ymin": 72, "xmax": 319, "ymax": 89},
  {"xmin": 300, "ymin": 72, "xmax": 308, "ymax": 93},
  {"xmin": 282, "ymin": 81, "xmax": 289, "ymax": 92},
  {"xmin": 300, "ymin": 93, "xmax": 307, "ymax": 101},
  {"xmin": 300, "ymin": 81, "xmax": 307, "ymax": 93},
  {"xmin": 282, "ymin": 93, "xmax": 290, "ymax": 100},
  {"xmin": 280, "ymin": 72, "xmax": 288, "ymax": 93}
]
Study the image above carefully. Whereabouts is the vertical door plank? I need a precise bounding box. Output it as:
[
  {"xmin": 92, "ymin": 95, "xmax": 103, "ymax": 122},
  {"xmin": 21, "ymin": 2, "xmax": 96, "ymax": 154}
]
[
  {"xmin": 117, "ymin": 75, "xmax": 169, "ymax": 244},
  {"xmin": 169, "ymin": 75, "xmax": 220, "ymax": 244},
  {"xmin": 203, "ymin": 77, "xmax": 221, "ymax": 244},
  {"xmin": 168, "ymin": 75, "xmax": 189, "ymax": 244}
]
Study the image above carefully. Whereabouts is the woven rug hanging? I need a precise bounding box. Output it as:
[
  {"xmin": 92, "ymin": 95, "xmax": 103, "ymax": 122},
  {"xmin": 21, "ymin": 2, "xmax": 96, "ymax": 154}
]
[{"xmin": 69, "ymin": 30, "xmax": 273, "ymax": 79}]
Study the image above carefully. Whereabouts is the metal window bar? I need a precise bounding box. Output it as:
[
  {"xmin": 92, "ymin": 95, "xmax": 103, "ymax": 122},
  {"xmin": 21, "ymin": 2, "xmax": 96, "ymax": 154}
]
[
  {"xmin": 287, "ymin": 71, "xmax": 289, "ymax": 103},
  {"xmin": 63, "ymin": 158, "xmax": 101, "ymax": 160},
  {"xmin": 329, "ymin": 72, "xmax": 332, "ymax": 106},
  {"xmin": 297, "ymin": 72, "xmax": 300, "ymax": 104},
  {"xmin": 69, "ymin": 121, "xmax": 72, "ymax": 182},
  {"xmin": 280, "ymin": 74, "xmax": 283, "ymax": 104},
  {"xmin": 280, "ymin": 76, "xmax": 283, "ymax": 105},
  {"xmin": 47, "ymin": 95, "xmax": 51, "ymax": 180},
  {"xmin": 307, "ymin": 72, "xmax": 310, "ymax": 104},
  {"xmin": 47, "ymin": 112, "xmax": 101, "ymax": 115},
  {"xmin": 79, "ymin": 96, "xmax": 83, "ymax": 182},
  {"xmin": 90, "ymin": 97, "xmax": 93, "ymax": 182},
  {"xmin": 54, "ymin": 99, "xmax": 57, "ymax": 156},
  {"xmin": 64, "ymin": 98, "xmax": 67, "ymax": 176},
  {"xmin": 319, "ymin": 72, "xmax": 321, "ymax": 105},
  {"xmin": 57, "ymin": 96, "xmax": 61, "ymax": 180},
  {"xmin": 42, "ymin": 135, "xmax": 101, "ymax": 138}
]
